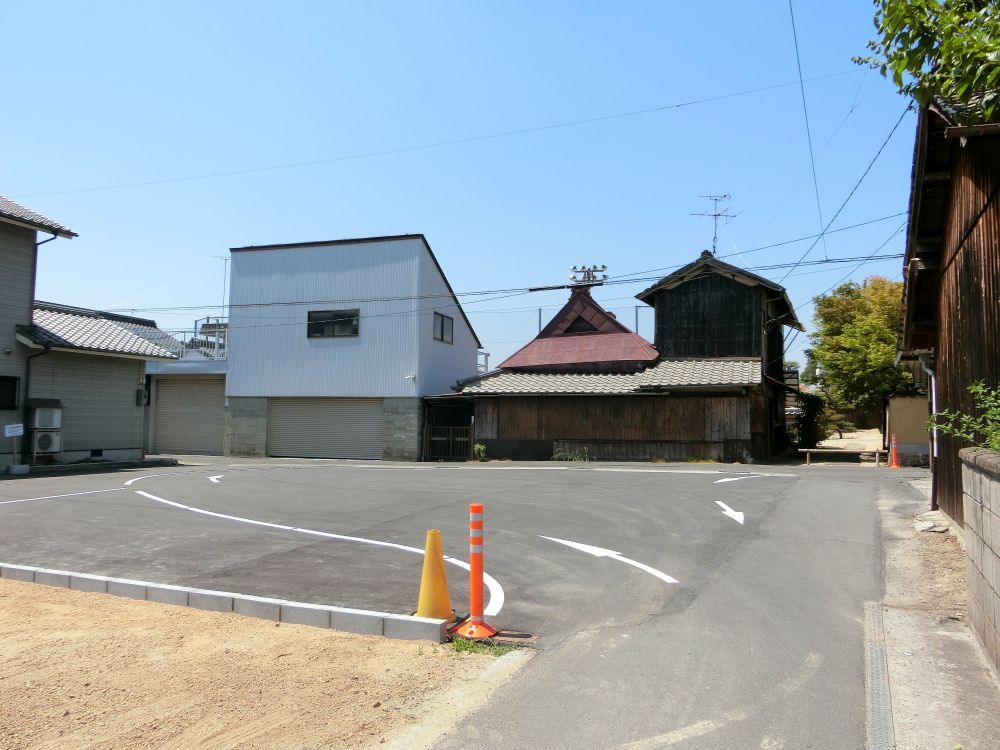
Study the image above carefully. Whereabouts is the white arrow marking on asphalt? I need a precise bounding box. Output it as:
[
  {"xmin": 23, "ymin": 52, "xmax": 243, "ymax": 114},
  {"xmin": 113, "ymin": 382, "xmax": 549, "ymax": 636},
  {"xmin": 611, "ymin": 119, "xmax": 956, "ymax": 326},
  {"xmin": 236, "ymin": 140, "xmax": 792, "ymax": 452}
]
[
  {"xmin": 713, "ymin": 475, "xmax": 762, "ymax": 484},
  {"xmin": 715, "ymin": 501, "xmax": 745, "ymax": 525},
  {"xmin": 539, "ymin": 535, "xmax": 678, "ymax": 584},
  {"xmin": 207, "ymin": 475, "xmax": 224, "ymax": 484}
]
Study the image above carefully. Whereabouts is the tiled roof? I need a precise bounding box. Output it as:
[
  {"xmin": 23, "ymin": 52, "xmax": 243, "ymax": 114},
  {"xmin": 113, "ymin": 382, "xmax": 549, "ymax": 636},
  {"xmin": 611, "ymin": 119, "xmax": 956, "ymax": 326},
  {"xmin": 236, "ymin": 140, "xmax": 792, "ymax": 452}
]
[
  {"xmin": 500, "ymin": 332, "xmax": 660, "ymax": 371},
  {"xmin": 0, "ymin": 196, "xmax": 77, "ymax": 238},
  {"xmin": 16, "ymin": 302, "xmax": 178, "ymax": 359},
  {"xmin": 460, "ymin": 358, "xmax": 761, "ymax": 395}
]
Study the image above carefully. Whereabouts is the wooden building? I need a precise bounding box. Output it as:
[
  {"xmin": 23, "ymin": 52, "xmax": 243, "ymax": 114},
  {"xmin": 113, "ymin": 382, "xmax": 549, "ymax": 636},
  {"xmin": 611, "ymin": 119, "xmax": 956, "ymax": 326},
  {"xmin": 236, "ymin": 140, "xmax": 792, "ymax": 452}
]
[
  {"xmin": 898, "ymin": 100, "xmax": 1000, "ymax": 523},
  {"xmin": 452, "ymin": 255, "xmax": 802, "ymax": 462}
]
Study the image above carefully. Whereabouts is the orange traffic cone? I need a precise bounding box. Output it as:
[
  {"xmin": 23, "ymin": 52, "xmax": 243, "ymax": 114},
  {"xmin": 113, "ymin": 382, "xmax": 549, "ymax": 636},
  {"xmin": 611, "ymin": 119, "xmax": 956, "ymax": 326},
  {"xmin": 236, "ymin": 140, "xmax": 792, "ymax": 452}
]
[
  {"xmin": 415, "ymin": 529, "xmax": 456, "ymax": 621},
  {"xmin": 889, "ymin": 432, "xmax": 902, "ymax": 469}
]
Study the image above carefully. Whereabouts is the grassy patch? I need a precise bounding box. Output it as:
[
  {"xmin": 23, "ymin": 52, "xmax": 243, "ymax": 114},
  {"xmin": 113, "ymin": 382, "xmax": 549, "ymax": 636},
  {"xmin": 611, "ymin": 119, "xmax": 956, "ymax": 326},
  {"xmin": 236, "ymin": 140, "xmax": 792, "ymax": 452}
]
[{"xmin": 449, "ymin": 637, "xmax": 517, "ymax": 657}]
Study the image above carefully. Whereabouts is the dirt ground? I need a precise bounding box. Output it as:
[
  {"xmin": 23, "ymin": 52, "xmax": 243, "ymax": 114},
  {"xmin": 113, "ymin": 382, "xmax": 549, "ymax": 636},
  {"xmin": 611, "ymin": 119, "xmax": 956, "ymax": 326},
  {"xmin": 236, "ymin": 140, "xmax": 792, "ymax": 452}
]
[
  {"xmin": 878, "ymin": 476, "xmax": 1000, "ymax": 749},
  {"xmin": 0, "ymin": 579, "xmax": 515, "ymax": 750}
]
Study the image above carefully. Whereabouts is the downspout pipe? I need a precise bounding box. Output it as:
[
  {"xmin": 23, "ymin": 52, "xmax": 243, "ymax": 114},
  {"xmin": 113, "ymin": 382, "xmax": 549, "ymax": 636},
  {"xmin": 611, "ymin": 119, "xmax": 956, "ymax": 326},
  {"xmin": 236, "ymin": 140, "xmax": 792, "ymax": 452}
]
[
  {"xmin": 18, "ymin": 232, "xmax": 60, "ymax": 464},
  {"xmin": 917, "ymin": 352, "xmax": 938, "ymax": 510},
  {"xmin": 20, "ymin": 345, "xmax": 52, "ymax": 464}
]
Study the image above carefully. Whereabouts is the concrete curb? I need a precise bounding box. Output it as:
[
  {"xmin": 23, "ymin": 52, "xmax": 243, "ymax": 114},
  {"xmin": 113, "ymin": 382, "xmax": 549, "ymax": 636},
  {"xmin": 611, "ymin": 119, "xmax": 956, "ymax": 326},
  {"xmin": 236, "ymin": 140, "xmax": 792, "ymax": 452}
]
[{"xmin": 0, "ymin": 562, "xmax": 448, "ymax": 643}]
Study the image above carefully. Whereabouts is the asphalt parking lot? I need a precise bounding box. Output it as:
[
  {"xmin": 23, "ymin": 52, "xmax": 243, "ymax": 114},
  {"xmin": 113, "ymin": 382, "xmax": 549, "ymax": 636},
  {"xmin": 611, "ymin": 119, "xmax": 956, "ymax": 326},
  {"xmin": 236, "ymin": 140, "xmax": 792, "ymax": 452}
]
[
  {"xmin": 1, "ymin": 457, "xmax": 934, "ymax": 748},
  {"xmin": 2, "ymin": 458, "xmax": 799, "ymax": 645}
]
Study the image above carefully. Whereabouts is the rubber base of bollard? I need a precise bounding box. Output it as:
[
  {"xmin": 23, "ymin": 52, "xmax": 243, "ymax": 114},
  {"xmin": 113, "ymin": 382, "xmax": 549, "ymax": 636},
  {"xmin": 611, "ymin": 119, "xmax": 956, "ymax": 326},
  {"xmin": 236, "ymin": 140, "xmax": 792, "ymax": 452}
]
[{"xmin": 450, "ymin": 619, "xmax": 498, "ymax": 640}]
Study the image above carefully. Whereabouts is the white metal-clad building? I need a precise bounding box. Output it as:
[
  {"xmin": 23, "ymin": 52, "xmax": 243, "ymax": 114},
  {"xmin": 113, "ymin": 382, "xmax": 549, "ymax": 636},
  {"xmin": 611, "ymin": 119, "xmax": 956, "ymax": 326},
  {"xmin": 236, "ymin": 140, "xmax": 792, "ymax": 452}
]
[{"xmin": 225, "ymin": 234, "xmax": 480, "ymax": 461}]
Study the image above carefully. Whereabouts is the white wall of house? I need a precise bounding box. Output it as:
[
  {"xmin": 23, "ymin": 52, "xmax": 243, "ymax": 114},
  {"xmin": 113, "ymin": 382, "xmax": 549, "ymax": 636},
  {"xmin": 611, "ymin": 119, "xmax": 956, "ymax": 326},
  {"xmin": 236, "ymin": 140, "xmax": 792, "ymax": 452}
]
[{"xmin": 226, "ymin": 236, "xmax": 478, "ymax": 399}]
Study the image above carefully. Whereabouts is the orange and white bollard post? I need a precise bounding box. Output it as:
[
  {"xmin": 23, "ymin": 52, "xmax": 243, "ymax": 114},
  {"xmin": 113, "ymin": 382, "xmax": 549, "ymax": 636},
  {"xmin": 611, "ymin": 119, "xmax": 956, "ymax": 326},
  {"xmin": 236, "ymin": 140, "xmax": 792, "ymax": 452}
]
[
  {"xmin": 889, "ymin": 432, "xmax": 902, "ymax": 469},
  {"xmin": 452, "ymin": 502, "xmax": 497, "ymax": 639}
]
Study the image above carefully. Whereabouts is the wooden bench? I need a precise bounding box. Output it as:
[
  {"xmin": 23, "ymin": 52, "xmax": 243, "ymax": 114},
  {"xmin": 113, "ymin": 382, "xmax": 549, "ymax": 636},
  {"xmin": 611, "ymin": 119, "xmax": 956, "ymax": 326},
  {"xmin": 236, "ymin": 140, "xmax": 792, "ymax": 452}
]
[{"xmin": 798, "ymin": 448, "xmax": 889, "ymax": 467}]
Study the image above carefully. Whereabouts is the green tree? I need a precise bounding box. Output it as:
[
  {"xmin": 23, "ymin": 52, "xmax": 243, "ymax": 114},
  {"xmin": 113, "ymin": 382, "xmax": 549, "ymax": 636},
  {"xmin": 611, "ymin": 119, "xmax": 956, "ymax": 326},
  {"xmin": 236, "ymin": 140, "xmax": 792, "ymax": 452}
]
[
  {"xmin": 808, "ymin": 276, "xmax": 921, "ymax": 412},
  {"xmin": 856, "ymin": 0, "xmax": 1000, "ymax": 122}
]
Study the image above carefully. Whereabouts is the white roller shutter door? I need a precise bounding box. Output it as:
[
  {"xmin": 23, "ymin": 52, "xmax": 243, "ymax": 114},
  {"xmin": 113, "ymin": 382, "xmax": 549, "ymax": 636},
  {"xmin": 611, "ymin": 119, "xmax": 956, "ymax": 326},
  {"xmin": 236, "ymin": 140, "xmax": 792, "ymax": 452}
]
[
  {"xmin": 154, "ymin": 377, "xmax": 225, "ymax": 455},
  {"xmin": 268, "ymin": 398, "xmax": 384, "ymax": 459}
]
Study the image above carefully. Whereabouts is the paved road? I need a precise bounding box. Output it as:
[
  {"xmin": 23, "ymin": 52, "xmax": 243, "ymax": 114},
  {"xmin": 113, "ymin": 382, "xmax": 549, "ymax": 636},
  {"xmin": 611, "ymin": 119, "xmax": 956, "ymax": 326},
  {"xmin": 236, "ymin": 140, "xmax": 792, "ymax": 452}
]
[{"xmin": 0, "ymin": 458, "xmax": 928, "ymax": 747}]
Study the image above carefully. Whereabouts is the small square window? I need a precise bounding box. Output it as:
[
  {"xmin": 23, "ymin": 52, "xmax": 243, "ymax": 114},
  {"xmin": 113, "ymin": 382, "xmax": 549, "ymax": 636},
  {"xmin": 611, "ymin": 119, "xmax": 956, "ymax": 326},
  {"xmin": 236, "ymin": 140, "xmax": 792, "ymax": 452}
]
[
  {"xmin": 433, "ymin": 312, "xmax": 454, "ymax": 344},
  {"xmin": 0, "ymin": 376, "xmax": 19, "ymax": 410},
  {"xmin": 308, "ymin": 309, "xmax": 359, "ymax": 338}
]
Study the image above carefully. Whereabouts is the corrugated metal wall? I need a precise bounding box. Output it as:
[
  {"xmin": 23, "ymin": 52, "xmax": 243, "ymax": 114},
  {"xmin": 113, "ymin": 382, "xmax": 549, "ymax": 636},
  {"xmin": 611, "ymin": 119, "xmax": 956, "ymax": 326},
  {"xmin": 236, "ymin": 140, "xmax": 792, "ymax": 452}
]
[
  {"xmin": 226, "ymin": 239, "xmax": 423, "ymax": 398},
  {"xmin": 935, "ymin": 137, "xmax": 1000, "ymax": 524},
  {"xmin": 417, "ymin": 249, "xmax": 480, "ymax": 396}
]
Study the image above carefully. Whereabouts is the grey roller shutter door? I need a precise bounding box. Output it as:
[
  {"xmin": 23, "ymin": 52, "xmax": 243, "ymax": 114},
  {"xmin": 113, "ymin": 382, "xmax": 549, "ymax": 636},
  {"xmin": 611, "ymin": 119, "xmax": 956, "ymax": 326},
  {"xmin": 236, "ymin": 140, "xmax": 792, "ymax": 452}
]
[
  {"xmin": 268, "ymin": 398, "xmax": 384, "ymax": 459},
  {"xmin": 154, "ymin": 377, "xmax": 225, "ymax": 454}
]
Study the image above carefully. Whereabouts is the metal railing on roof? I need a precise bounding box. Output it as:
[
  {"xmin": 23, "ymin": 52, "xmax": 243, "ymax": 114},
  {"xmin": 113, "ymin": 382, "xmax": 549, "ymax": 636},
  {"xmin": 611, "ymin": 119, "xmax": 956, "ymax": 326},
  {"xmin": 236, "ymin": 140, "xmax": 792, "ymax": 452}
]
[{"xmin": 162, "ymin": 317, "xmax": 228, "ymax": 360}]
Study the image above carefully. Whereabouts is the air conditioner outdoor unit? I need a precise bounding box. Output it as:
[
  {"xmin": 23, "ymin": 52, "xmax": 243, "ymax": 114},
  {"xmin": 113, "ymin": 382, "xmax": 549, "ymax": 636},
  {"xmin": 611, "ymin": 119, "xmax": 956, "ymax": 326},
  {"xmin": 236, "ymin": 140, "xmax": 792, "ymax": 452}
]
[
  {"xmin": 32, "ymin": 430, "xmax": 62, "ymax": 454},
  {"xmin": 32, "ymin": 408, "xmax": 62, "ymax": 429}
]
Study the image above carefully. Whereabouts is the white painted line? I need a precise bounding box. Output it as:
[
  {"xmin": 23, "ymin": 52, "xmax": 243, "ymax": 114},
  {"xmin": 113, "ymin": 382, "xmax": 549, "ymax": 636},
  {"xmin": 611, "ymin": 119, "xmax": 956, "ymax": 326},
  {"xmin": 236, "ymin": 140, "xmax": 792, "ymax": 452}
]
[
  {"xmin": 715, "ymin": 501, "xmax": 745, "ymax": 525},
  {"xmin": 124, "ymin": 472, "xmax": 176, "ymax": 486},
  {"xmin": 539, "ymin": 535, "xmax": 678, "ymax": 584},
  {"xmin": 207, "ymin": 475, "xmax": 224, "ymax": 483},
  {"xmin": 132, "ymin": 490, "xmax": 505, "ymax": 617},
  {"xmin": 713, "ymin": 475, "xmax": 763, "ymax": 484},
  {"xmin": 0, "ymin": 488, "xmax": 125, "ymax": 505}
]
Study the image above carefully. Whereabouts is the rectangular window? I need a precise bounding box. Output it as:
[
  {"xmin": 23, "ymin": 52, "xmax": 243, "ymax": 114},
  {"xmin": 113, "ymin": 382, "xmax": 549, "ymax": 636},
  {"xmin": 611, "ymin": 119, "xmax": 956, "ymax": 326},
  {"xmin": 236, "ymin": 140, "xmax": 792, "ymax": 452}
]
[
  {"xmin": 433, "ymin": 312, "xmax": 454, "ymax": 344},
  {"xmin": 308, "ymin": 309, "xmax": 359, "ymax": 338},
  {"xmin": 0, "ymin": 376, "xmax": 19, "ymax": 410}
]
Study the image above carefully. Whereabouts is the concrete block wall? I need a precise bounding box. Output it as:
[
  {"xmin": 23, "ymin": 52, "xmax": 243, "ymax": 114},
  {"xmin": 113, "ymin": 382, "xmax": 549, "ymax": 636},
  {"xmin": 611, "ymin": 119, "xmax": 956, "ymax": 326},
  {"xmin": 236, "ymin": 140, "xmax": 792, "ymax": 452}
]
[
  {"xmin": 224, "ymin": 396, "xmax": 268, "ymax": 456},
  {"xmin": 961, "ymin": 448, "xmax": 1000, "ymax": 673},
  {"xmin": 383, "ymin": 397, "xmax": 422, "ymax": 460}
]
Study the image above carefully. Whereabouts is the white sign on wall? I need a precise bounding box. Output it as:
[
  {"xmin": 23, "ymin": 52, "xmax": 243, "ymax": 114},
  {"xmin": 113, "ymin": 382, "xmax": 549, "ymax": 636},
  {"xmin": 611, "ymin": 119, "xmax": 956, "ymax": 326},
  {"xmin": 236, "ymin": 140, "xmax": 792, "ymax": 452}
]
[{"xmin": 4, "ymin": 424, "xmax": 24, "ymax": 438}]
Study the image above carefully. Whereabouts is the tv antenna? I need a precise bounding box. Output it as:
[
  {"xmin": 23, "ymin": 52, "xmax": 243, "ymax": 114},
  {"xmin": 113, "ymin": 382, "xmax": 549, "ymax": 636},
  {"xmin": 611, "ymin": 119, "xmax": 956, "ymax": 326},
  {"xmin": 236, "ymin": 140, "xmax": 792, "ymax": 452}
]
[{"xmin": 692, "ymin": 194, "xmax": 739, "ymax": 255}]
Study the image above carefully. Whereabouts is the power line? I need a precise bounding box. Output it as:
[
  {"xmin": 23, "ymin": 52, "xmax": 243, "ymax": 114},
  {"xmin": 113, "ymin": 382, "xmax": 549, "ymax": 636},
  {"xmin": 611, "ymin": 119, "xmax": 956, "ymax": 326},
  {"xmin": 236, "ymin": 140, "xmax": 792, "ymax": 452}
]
[
  {"xmin": 776, "ymin": 220, "xmax": 907, "ymax": 368},
  {"xmin": 149, "ymin": 252, "xmax": 905, "ymax": 324},
  {"xmin": 777, "ymin": 105, "xmax": 911, "ymax": 283},
  {"xmin": 800, "ymin": 221, "xmax": 908, "ymax": 305},
  {"xmin": 14, "ymin": 71, "xmax": 861, "ymax": 199},
  {"xmin": 607, "ymin": 211, "xmax": 905, "ymax": 282},
  {"xmin": 787, "ymin": 0, "xmax": 829, "ymax": 260}
]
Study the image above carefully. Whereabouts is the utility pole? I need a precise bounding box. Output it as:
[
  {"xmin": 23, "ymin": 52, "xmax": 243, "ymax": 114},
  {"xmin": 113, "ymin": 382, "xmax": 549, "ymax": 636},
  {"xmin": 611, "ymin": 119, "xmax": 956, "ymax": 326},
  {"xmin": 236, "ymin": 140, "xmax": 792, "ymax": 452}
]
[
  {"xmin": 692, "ymin": 194, "xmax": 737, "ymax": 255},
  {"xmin": 214, "ymin": 256, "xmax": 230, "ymax": 318}
]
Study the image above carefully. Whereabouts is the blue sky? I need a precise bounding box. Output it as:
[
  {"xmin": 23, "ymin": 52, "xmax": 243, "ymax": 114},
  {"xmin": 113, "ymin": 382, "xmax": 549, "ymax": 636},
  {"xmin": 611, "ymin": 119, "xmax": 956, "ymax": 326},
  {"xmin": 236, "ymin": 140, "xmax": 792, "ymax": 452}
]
[{"xmin": 3, "ymin": 1, "xmax": 914, "ymax": 367}]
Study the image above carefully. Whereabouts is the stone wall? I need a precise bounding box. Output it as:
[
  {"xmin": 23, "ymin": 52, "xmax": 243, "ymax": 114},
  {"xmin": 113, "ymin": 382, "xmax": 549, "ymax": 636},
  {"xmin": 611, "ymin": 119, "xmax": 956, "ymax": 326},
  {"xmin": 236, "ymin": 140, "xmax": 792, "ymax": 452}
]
[
  {"xmin": 383, "ymin": 397, "xmax": 422, "ymax": 461},
  {"xmin": 961, "ymin": 447, "xmax": 1000, "ymax": 672},
  {"xmin": 225, "ymin": 397, "xmax": 268, "ymax": 456}
]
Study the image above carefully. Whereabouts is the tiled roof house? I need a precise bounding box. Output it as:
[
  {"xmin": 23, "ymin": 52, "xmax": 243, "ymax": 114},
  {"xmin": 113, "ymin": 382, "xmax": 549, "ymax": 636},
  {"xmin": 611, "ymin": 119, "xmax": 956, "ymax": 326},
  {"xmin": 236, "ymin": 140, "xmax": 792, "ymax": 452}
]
[
  {"xmin": 449, "ymin": 255, "xmax": 799, "ymax": 462},
  {"xmin": 1, "ymin": 195, "xmax": 178, "ymax": 468}
]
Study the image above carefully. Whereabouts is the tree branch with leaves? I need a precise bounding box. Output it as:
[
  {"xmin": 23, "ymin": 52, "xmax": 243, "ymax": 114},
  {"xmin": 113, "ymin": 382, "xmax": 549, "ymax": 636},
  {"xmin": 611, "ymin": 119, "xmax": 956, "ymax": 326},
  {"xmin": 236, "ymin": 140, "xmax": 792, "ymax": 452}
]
[{"xmin": 856, "ymin": 0, "xmax": 1000, "ymax": 122}]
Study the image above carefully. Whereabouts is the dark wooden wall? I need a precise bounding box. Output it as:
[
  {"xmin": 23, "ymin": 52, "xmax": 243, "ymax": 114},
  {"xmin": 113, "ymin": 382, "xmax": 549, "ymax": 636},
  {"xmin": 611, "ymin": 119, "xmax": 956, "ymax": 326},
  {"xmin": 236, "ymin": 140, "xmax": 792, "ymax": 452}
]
[
  {"xmin": 653, "ymin": 275, "xmax": 762, "ymax": 357},
  {"xmin": 474, "ymin": 392, "xmax": 770, "ymax": 461},
  {"xmin": 935, "ymin": 136, "xmax": 1000, "ymax": 524}
]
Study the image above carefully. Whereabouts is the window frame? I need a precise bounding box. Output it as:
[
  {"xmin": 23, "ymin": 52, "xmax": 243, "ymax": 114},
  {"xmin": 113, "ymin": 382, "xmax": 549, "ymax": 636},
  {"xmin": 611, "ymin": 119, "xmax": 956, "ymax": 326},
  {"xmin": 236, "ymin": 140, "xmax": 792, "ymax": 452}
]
[
  {"xmin": 433, "ymin": 312, "xmax": 454, "ymax": 345},
  {"xmin": 0, "ymin": 376, "xmax": 20, "ymax": 410},
  {"xmin": 307, "ymin": 309, "xmax": 360, "ymax": 339}
]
